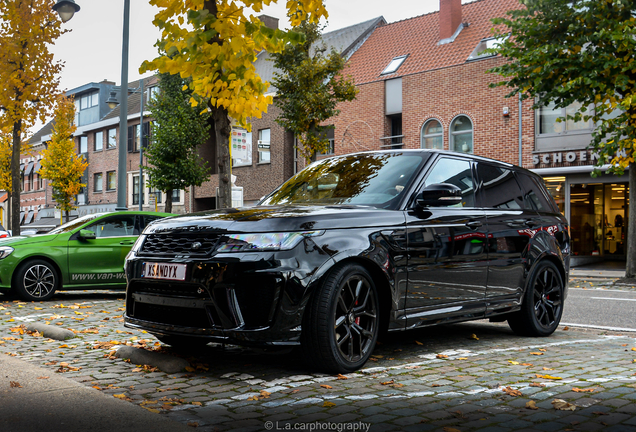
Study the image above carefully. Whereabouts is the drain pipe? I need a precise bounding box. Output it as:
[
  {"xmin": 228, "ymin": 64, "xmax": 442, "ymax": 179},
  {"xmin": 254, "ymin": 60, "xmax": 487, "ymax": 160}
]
[{"xmin": 518, "ymin": 92, "xmax": 523, "ymax": 166}]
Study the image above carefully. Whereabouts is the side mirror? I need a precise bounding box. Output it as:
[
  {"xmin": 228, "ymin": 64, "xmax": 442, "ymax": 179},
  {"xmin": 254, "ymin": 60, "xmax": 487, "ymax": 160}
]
[
  {"xmin": 416, "ymin": 183, "xmax": 463, "ymax": 207},
  {"xmin": 79, "ymin": 229, "xmax": 96, "ymax": 240}
]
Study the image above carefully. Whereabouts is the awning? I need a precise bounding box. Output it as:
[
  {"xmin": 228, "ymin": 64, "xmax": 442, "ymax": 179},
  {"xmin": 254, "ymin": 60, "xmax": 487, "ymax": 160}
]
[
  {"xmin": 34, "ymin": 161, "xmax": 41, "ymax": 173},
  {"xmin": 24, "ymin": 210, "xmax": 34, "ymax": 225},
  {"xmin": 19, "ymin": 211, "xmax": 24, "ymax": 224},
  {"xmin": 0, "ymin": 193, "xmax": 7, "ymax": 203},
  {"xmin": 19, "ymin": 163, "xmax": 24, "ymax": 173},
  {"xmin": 24, "ymin": 161, "xmax": 34, "ymax": 176}
]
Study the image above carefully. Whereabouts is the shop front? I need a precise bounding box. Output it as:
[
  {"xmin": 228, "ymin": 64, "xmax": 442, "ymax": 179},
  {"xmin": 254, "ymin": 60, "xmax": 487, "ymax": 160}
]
[{"xmin": 532, "ymin": 150, "xmax": 629, "ymax": 267}]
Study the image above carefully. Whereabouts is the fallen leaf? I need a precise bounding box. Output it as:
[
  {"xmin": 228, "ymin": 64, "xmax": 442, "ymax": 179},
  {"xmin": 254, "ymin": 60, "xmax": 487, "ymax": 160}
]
[
  {"xmin": 538, "ymin": 349, "xmax": 547, "ymax": 352},
  {"xmin": 320, "ymin": 384, "xmax": 333, "ymax": 389},
  {"xmin": 114, "ymin": 394, "xmax": 127, "ymax": 399},
  {"xmin": 508, "ymin": 361, "xmax": 520, "ymax": 365},
  {"xmin": 442, "ymin": 427, "xmax": 461, "ymax": 432},
  {"xmin": 502, "ymin": 386, "xmax": 522, "ymax": 397},
  {"xmin": 530, "ymin": 352, "xmax": 544, "ymax": 356},
  {"xmin": 323, "ymin": 401, "xmax": 336, "ymax": 408},
  {"xmin": 621, "ymin": 344, "xmax": 628, "ymax": 347},
  {"xmin": 336, "ymin": 374, "xmax": 348, "ymax": 380},
  {"xmin": 380, "ymin": 380, "xmax": 394, "ymax": 385},
  {"xmin": 521, "ymin": 363, "xmax": 533, "ymax": 366},
  {"xmin": 470, "ymin": 333, "xmax": 479, "ymax": 340},
  {"xmin": 431, "ymin": 384, "xmax": 442, "ymax": 387},
  {"xmin": 415, "ymin": 341, "xmax": 423, "ymax": 345},
  {"xmin": 187, "ymin": 422, "xmax": 199, "ymax": 427},
  {"xmin": 572, "ymin": 387, "xmax": 596, "ymax": 393},
  {"xmin": 530, "ymin": 383, "xmax": 546, "ymax": 388},
  {"xmin": 37, "ymin": 376, "xmax": 49, "ymax": 380},
  {"xmin": 563, "ymin": 326, "xmax": 569, "ymax": 330},
  {"xmin": 552, "ymin": 399, "xmax": 576, "ymax": 411},
  {"xmin": 191, "ymin": 402, "xmax": 203, "ymax": 406},
  {"xmin": 542, "ymin": 367, "xmax": 554, "ymax": 371},
  {"xmin": 536, "ymin": 374, "xmax": 562, "ymax": 380},
  {"xmin": 436, "ymin": 354, "xmax": 448, "ymax": 359},
  {"xmin": 10, "ymin": 381, "xmax": 22, "ymax": 388},
  {"xmin": 457, "ymin": 357, "xmax": 468, "ymax": 360},
  {"xmin": 526, "ymin": 400, "xmax": 538, "ymax": 410}
]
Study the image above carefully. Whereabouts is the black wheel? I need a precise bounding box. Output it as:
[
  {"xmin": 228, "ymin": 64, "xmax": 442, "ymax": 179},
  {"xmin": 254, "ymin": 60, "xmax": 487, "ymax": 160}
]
[
  {"xmin": 14, "ymin": 259, "xmax": 58, "ymax": 301},
  {"xmin": 508, "ymin": 260, "xmax": 564, "ymax": 336},
  {"xmin": 302, "ymin": 263, "xmax": 379, "ymax": 373},
  {"xmin": 155, "ymin": 335, "xmax": 209, "ymax": 349}
]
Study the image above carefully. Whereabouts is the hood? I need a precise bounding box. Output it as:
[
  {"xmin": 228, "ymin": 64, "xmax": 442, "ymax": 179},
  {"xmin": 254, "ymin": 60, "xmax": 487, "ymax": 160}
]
[
  {"xmin": 0, "ymin": 233, "xmax": 59, "ymax": 246},
  {"xmin": 144, "ymin": 205, "xmax": 405, "ymax": 234}
]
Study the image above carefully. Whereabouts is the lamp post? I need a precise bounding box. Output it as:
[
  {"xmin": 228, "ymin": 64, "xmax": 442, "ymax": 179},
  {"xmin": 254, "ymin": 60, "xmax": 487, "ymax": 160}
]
[{"xmin": 54, "ymin": 0, "xmax": 131, "ymax": 211}]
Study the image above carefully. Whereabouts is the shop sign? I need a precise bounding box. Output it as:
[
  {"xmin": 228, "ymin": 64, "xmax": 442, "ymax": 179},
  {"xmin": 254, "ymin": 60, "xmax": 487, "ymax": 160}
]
[{"xmin": 532, "ymin": 149, "xmax": 627, "ymax": 167}]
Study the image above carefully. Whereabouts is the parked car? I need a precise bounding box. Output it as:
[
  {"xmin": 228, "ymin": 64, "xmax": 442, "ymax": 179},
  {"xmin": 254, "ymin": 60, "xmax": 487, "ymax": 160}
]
[
  {"xmin": 0, "ymin": 211, "xmax": 175, "ymax": 301},
  {"xmin": 0, "ymin": 224, "xmax": 10, "ymax": 239},
  {"xmin": 124, "ymin": 150, "xmax": 570, "ymax": 373}
]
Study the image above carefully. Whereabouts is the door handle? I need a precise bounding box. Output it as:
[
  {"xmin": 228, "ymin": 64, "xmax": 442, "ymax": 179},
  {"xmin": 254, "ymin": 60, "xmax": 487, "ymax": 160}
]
[
  {"xmin": 465, "ymin": 220, "xmax": 482, "ymax": 229},
  {"xmin": 524, "ymin": 220, "xmax": 538, "ymax": 228},
  {"xmin": 120, "ymin": 240, "xmax": 135, "ymax": 245}
]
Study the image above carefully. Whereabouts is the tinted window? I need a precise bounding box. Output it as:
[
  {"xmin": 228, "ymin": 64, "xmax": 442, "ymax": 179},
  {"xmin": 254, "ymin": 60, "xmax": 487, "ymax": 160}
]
[
  {"xmin": 516, "ymin": 173, "xmax": 552, "ymax": 211},
  {"xmin": 143, "ymin": 215, "xmax": 168, "ymax": 229},
  {"xmin": 477, "ymin": 164, "xmax": 523, "ymax": 209},
  {"xmin": 424, "ymin": 157, "xmax": 475, "ymax": 207},
  {"xmin": 85, "ymin": 215, "xmax": 136, "ymax": 238}
]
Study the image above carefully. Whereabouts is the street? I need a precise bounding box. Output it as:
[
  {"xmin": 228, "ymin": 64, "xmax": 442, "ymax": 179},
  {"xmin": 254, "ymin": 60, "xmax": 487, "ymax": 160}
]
[{"xmin": 1, "ymin": 278, "xmax": 635, "ymax": 432}]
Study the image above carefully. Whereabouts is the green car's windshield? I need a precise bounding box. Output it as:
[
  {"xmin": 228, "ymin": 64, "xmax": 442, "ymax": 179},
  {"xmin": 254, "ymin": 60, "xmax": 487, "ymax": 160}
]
[
  {"xmin": 260, "ymin": 153, "xmax": 428, "ymax": 209},
  {"xmin": 48, "ymin": 213, "xmax": 108, "ymax": 234}
]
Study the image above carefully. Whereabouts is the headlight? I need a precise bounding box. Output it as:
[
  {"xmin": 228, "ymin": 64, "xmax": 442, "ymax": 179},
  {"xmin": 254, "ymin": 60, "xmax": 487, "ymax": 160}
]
[
  {"xmin": 217, "ymin": 231, "xmax": 323, "ymax": 252},
  {"xmin": 125, "ymin": 235, "xmax": 146, "ymax": 262},
  {"xmin": 0, "ymin": 246, "xmax": 14, "ymax": 259}
]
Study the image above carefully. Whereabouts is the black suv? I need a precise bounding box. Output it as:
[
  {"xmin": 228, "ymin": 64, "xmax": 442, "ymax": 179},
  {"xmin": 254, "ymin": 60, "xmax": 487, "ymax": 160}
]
[{"xmin": 124, "ymin": 150, "xmax": 570, "ymax": 373}]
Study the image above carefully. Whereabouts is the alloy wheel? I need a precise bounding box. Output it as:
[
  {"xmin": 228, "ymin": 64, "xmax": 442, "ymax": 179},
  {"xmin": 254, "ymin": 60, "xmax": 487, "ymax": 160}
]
[
  {"xmin": 23, "ymin": 264, "xmax": 56, "ymax": 299},
  {"xmin": 532, "ymin": 266, "xmax": 563, "ymax": 329}
]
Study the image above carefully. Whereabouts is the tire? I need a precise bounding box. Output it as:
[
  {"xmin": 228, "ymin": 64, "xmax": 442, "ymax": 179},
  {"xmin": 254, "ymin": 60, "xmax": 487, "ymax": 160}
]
[
  {"xmin": 302, "ymin": 263, "xmax": 380, "ymax": 373},
  {"xmin": 14, "ymin": 259, "xmax": 59, "ymax": 301},
  {"xmin": 508, "ymin": 260, "xmax": 564, "ymax": 337}
]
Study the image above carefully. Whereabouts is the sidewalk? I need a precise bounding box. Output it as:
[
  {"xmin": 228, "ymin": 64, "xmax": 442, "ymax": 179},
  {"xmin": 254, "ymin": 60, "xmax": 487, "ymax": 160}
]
[
  {"xmin": 570, "ymin": 262, "xmax": 626, "ymax": 279},
  {"xmin": 0, "ymin": 353, "xmax": 192, "ymax": 432}
]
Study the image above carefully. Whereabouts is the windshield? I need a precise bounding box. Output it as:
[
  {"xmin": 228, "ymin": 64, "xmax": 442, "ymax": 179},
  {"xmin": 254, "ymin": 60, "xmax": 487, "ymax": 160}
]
[
  {"xmin": 260, "ymin": 153, "xmax": 428, "ymax": 209},
  {"xmin": 48, "ymin": 213, "xmax": 108, "ymax": 234}
]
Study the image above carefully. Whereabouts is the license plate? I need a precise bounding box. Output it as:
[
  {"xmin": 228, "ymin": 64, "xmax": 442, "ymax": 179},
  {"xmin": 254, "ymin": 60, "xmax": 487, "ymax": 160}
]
[{"xmin": 142, "ymin": 262, "xmax": 187, "ymax": 281}]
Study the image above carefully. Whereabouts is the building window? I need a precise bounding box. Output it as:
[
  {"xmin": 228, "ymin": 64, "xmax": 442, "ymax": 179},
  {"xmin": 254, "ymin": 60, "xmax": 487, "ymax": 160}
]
[
  {"xmin": 381, "ymin": 55, "xmax": 407, "ymax": 75},
  {"xmin": 107, "ymin": 128, "xmax": 117, "ymax": 149},
  {"xmin": 147, "ymin": 86, "xmax": 159, "ymax": 101},
  {"xmin": 132, "ymin": 174, "xmax": 144, "ymax": 205},
  {"xmin": 79, "ymin": 136, "xmax": 88, "ymax": 154},
  {"xmin": 539, "ymin": 100, "xmax": 591, "ymax": 135},
  {"xmin": 107, "ymin": 171, "xmax": 116, "ymax": 191},
  {"xmin": 421, "ymin": 119, "xmax": 443, "ymax": 149},
  {"xmin": 38, "ymin": 174, "xmax": 43, "ymax": 190},
  {"xmin": 383, "ymin": 114, "xmax": 403, "ymax": 148},
  {"xmin": 172, "ymin": 189, "xmax": 180, "ymax": 202},
  {"xmin": 94, "ymin": 173, "xmax": 103, "ymax": 192},
  {"xmin": 316, "ymin": 126, "xmax": 335, "ymax": 156},
  {"xmin": 467, "ymin": 36, "xmax": 508, "ymax": 61},
  {"xmin": 95, "ymin": 131, "xmax": 103, "ymax": 151},
  {"xmin": 450, "ymin": 115, "xmax": 473, "ymax": 154},
  {"xmin": 258, "ymin": 129, "xmax": 271, "ymax": 163},
  {"xmin": 80, "ymin": 92, "xmax": 99, "ymax": 110}
]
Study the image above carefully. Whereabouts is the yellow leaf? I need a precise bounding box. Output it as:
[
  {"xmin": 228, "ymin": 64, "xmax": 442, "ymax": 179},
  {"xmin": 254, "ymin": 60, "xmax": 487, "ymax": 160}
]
[
  {"xmin": 192, "ymin": 401, "xmax": 203, "ymax": 406},
  {"xmin": 470, "ymin": 334, "xmax": 479, "ymax": 340},
  {"xmin": 34, "ymin": 307, "xmax": 43, "ymax": 310},
  {"xmin": 323, "ymin": 401, "xmax": 336, "ymax": 408},
  {"xmin": 530, "ymin": 352, "xmax": 544, "ymax": 356},
  {"xmin": 508, "ymin": 361, "xmax": 520, "ymax": 365},
  {"xmin": 526, "ymin": 400, "xmax": 538, "ymax": 410},
  {"xmin": 551, "ymin": 399, "xmax": 576, "ymax": 411},
  {"xmin": 535, "ymin": 374, "xmax": 562, "ymax": 380},
  {"xmin": 320, "ymin": 385, "xmax": 332, "ymax": 389},
  {"xmin": 185, "ymin": 366, "xmax": 195, "ymax": 372},
  {"xmin": 415, "ymin": 341, "xmax": 423, "ymax": 345},
  {"xmin": 113, "ymin": 394, "xmax": 127, "ymax": 399}
]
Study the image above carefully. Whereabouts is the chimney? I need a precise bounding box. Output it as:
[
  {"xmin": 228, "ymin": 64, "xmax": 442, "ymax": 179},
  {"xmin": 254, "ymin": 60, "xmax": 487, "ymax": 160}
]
[
  {"xmin": 439, "ymin": 0, "xmax": 462, "ymax": 41},
  {"xmin": 257, "ymin": 14, "xmax": 279, "ymax": 30}
]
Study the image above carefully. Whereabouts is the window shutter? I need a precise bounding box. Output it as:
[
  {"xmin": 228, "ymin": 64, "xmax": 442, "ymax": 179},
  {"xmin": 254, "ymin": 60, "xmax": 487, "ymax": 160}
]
[
  {"xmin": 127, "ymin": 126, "xmax": 134, "ymax": 152},
  {"xmin": 142, "ymin": 122, "xmax": 150, "ymax": 148}
]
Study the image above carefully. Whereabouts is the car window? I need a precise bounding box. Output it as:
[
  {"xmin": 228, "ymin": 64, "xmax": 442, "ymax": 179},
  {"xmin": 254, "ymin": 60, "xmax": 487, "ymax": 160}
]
[
  {"xmin": 49, "ymin": 213, "xmax": 108, "ymax": 234},
  {"xmin": 476, "ymin": 163, "xmax": 523, "ymax": 209},
  {"xmin": 84, "ymin": 215, "xmax": 137, "ymax": 238},
  {"xmin": 423, "ymin": 157, "xmax": 475, "ymax": 207},
  {"xmin": 516, "ymin": 173, "xmax": 552, "ymax": 212},
  {"xmin": 142, "ymin": 215, "xmax": 167, "ymax": 229}
]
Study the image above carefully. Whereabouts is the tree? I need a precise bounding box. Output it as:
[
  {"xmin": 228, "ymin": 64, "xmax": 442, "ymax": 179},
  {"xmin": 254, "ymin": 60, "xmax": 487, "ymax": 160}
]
[
  {"xmin": 141, "ymin": 0, "xmax": 328, "ymax": 208},
  {"xmin": 39, "ymin": 95, "xmax": 88, "ymax": 223},
  {"xmin": 487, "ymin": 0, "xmax": 636, "ymax": 278},
  {"xmin": 0, "ymin": 129, "xmax": 12, "ymax": 228},
  {"xmin": 146, "ymin": 72, "xmax": 211, "ymax": 213},
  {"xmin": 0, "ymin": 0, "xmax": 67, "ymax": 235},
  {"xmin": 271, "ymin": 21, "xmax": 357, "ymax": 161}
]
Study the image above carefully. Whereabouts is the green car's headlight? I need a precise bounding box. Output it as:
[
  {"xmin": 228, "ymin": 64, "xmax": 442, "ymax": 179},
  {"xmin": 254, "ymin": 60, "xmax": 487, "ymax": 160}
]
[
  {"xmin": 217, "ymin": 231, "xmax": 323, "ymax": 252},
  {"xmin": 0, "ymin": 246, "xmax": 14, "ymax": 259}
]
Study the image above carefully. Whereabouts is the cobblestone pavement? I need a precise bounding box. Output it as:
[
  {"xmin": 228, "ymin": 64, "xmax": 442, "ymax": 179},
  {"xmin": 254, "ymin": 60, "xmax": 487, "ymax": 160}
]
[{"xmin": 1, "ymin": 279, "xmax": 635, "ymax": 432}]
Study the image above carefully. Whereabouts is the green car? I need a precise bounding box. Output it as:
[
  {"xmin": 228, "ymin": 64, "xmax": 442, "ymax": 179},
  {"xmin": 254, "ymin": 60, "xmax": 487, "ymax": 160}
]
[{"xmin": 0, "ymin": 211, "xmax": 175, "ymax": 301}]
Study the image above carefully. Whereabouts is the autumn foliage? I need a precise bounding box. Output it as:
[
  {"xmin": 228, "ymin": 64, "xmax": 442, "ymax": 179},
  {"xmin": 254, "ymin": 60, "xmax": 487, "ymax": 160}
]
[
  {"xmin": 39, "ymin": 96, "xmax": 88, "ymax": 221},
  {"xmin": 0, "ymin": 0, "xmax": 67, "ymax": 234}
]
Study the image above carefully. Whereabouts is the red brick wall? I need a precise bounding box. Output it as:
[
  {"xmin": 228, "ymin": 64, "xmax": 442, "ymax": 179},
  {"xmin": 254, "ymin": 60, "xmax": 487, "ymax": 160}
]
[{"xmin": 331, "ymin": 57, "xmax": 536, "ymax": 168}]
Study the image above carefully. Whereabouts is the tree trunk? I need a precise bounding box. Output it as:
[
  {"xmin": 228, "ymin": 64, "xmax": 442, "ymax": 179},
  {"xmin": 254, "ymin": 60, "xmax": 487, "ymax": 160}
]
[
  {"xmin": 65, "ymin": 210, "xmax": 70, "ymax": 223},
  {"xmin": 165, "ymin": 189, "xmax": 173, "ymax": 213},
  {"xmin": 6, "ymin": 191, "xmax": 11, "ymax": 231},
  {"xmin": 626, "ymin": 162, "xmax": 636, "ymax": 279},
  {"xmin": 212, "ymin": 106, "xmax": 232, "ymax": 209},
  {"xmin": 11, "ymin": 120, "xmax": 22, "ymax": 236}
]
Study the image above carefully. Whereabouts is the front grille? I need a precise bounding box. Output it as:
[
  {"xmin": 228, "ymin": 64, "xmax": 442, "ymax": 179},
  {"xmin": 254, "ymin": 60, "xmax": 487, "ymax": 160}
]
[{"xmin": 139, "ymin": 233, "xmax": 222, "ymax": 257}]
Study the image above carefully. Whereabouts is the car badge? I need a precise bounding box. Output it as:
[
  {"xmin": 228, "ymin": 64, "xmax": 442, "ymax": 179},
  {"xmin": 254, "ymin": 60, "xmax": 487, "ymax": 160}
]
[
  {"xmin": 191, "ymin": 242, "xmax": 202, "ymax": 250},
  {"xmin": 197, "ymin": 288, "xmax": 204, "ymax": 294}
]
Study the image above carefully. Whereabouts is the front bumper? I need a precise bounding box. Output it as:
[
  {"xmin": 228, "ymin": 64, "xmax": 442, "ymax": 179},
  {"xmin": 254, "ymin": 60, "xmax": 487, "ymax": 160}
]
[{"xmin": 124, "ymin": 249, "xmax": 330, "ymax": 345}]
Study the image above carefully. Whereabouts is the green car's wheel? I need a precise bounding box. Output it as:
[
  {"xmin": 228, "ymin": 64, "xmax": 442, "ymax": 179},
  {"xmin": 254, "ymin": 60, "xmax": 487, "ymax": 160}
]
[
  {"xmin": 302, "ymin": 263, "xmax": 379, "ymax": 373},
  {"xmin": 14, "ymin": 260, "xmax": 58, "ymax": 301}
]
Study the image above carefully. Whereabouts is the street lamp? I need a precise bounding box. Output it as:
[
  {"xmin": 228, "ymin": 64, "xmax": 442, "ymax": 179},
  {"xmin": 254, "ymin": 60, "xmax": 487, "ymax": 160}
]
[
  {"xmin": 54, "ymin": 0, "xmax": 131, "ymax": 211},
  {"xmin": 52, "ymin": 0, "xmax": 80, "ymax": 23}
]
